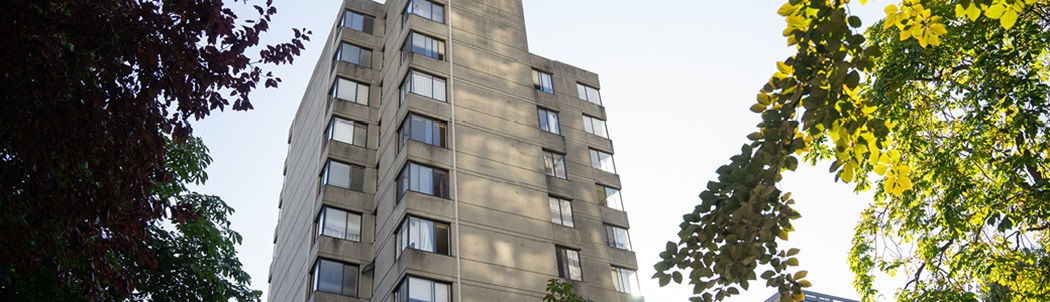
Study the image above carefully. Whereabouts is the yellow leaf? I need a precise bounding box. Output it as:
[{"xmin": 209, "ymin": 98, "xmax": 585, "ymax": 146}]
[
  {"xmin": 900, "ymin": 176, "xmax": 913, "ymax": 191},
  {"xmin": 798, "ymin": 279, "xmax": 813, "ymax": 288},
  {"xmin": 966, "ymin": 3, "xmax": 981, "ymax": 21},
  {"xmin": 955, "ymin": 3, "xmax": 966, "ymax": 18},
  {"xmin": 928, "ymin": 32, "xmax": 941, "ymax": 46},
  {"xmin": 861, "ymin": 105, "xmax": 877, "ymax": 114},
  {"xmin": 874, "ymin": 164, "xmax": 888, "ymax": 176},
  {"xmin": 911, "ymin": 24, "xmax": 925, "ymax": 40},
  {"xmin": 890, "ymin": 184, "xmax": 903, "ymax": 196},
  {"xmin": 787, "ymin": 15, "xmax": 808, "ymax": 31},
  {"xmin": 1001, "ymin": 9, "xmax": 1018, "ymax": 29},
  {"xmin": 778, "ymin": 2, "xmax": 799, "ymax": 16},
  {"xmin": 899, "ymin": 25, "xmax": 911, "ymax": 40},
  {"xmin": 777, "ymin": 61, "xmax": 793, "ymax": 74},
  {"xmin": 860, "ymin": 0, "xmax": 868, "ymax": 5},
  {"xmin": 793, "ymin": 293, "xmax": 806, "ymax": 301},
  {"xmin": 1012, "ymin": 2, "xmax": 1026, "ymax": 12},
  {"xmin": 840, "ymin": 166, "xmax": 855, "ymax": 182},
  {"xmin": 889, "ymin": 149, "xmax": 901, "ymax": 161},
  {"xmin": 868, "ymin": 149, "xmax": 881, "ymax": 165},
  {"xmin": 883, "ymin": 14, "xmax": 897, "ymax": 29},
  {"xmin": 884, "ymin": 4, "xmax": 899, "ymax": 14},
  {"xmin": 929, "ymin": 23, "xmax": 947, "ymax": 35},
  {"xmin": 986, "ymin": 4, "xmax": 1007, "ymax": 19}
]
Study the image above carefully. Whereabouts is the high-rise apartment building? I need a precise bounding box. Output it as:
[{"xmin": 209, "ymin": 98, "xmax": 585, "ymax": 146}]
[{"xmin": 268, "ymin": 0, "xmax": 642, "ymax": 301}]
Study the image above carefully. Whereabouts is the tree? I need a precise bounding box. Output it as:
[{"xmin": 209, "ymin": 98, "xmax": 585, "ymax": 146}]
[
  {"xmin": 542, "ymin": 279, "xmax": 593, "ymax": 302},
  {"xmin": 654, "ymin": 0, "xmax": 1049, "ymax": 301},
  {"xmin": 0, "ymin": 0, "xmax": 307, "ymax": 300},
  {"xmin": 130, "ymin": 137, "xmax": 260, "ymax": 301}
]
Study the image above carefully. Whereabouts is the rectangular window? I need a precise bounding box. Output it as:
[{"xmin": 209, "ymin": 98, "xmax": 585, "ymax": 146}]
[
  {"xmin": 595, "ymin": 185, "xmax": 624, "ymax": 211},
  {"xmin": 331, "ymin": 77, "xmax": 369, "ymax": 105},
  {"xmin": 394, "ymin": 276, "xmax": 451, "ymax": 302},
  {"xmin": 537, "ymin": 108, "xmax": 560, "ymax": 134},
  {"xmin": 397, "ymin": 162, "xmax": 450, "ymax": 200},
  {"xmin": 400, "ymin": 113, "xmax": 447, "ymax": 148},
  {"xmin": 556, "ymin": 247, "xmax": 582, "ymax": 281},
  {"xmin": 401, "ymin": 70, "xmax": 447, "ymax": 103},
  {"xmin": 404, "ymin": 32, "xmax": 445, "ymax": 60},
  {"xmin": 336, "ymin": 42, "xmax": 372, "ymax": 68},
  {"xmin": 589, "ymin": 149, "xmax": 616, "ymax": 173},
  {"xmin": 313, "ymin": 258, "xmax": 358, "ymax": 297},
  {"xmin": 341, "ymin": 10, "xmax": 374, "ymax": 34},
  {"xmin": 605, "ymin": 225, "xmax": 632, "ymax": 251},
  {"xmin": 548, "ymin": 196, "xmax": 574, "ymax": 227},
  {"xmin": 532, "ymin": 69, "xmax": 554, "ymax": 93},
  {"xmin": 542, "ymin": 151, "xmax": 567, "ymax": 179},
  {"xmin": 576, "ymin": 83, "xmax": 602, "ymax": 105},
  {"xmin": 404, "ymin": 0, "xmax": 445, "ymax": 23},
  {"xmin": 397, "ymin": 216, "xmax": 451, "ymax": 257},
  {"xmin": 582, "ymin": 115, "xmax": 608, "ymax": 138},
  {"xmin": 327, "ymin": 117, "xmax": 367, "ymax": 147},
  {"xmin": 323, "ymin": 160, "xmax": 365, "ymax": 192},
  {"xmin": 610, "ymin": 267, "xmax": 641, "ymax": 295},
  {"xmin": 317, "ymin": 206, "xmax": 362, "ymax": 242}
]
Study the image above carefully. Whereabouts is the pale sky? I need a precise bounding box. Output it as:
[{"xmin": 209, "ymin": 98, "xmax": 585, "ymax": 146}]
[{"xmin": 193, "ymin": 1, "xmax": 898, "ymax": 301}]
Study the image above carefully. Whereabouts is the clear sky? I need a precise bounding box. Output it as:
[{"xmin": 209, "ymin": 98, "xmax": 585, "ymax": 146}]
[{"xmin": 193, "ymin": 1, "xmax": 898, "ymax": 301}]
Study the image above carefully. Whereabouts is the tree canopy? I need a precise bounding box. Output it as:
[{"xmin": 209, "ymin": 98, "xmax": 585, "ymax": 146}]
[
  {"xmin": 0, "ymin": 0, "xmax": 306, "ymax": 300},
  {"xmin": 654, "ymin": 0, "xmax": 1049, "ymax": 301}
]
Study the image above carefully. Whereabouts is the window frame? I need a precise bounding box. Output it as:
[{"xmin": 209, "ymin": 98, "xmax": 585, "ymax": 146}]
[
  {"xmin": 335, "ymin": 42, "xmax": 373, "ymax": 68},
  {"xmin": 610, "ymin": 267, "xmax": 641, "ymax": 295},
  {"xmin": 605, "ymin": 224, "xmax": 632, "ymax": 251},
  {"xmin": 321, "ymin": 159, "xmax": 366, "ymax": 192},
  {"xmin": 589, "ymin": 149, "xmax": 617, "ymax": 174},
  {"xmin": 532, "ymin": 69, "xmax": 554, "ymax": 94},
  {"xmin": 340, "ymin": 10, "xmax": 375, "ymax": 34},
  {"xmin": 331, "ymin": 77, "xmax": 370, "ymax": 105},
  {"xmin": 548, "ymin": 196, "xmax": 574, "ymax": 228},
  {"xmin": 556, "ymin": 246, "xmax": 583, "ymax": 281},
  {"xmin": 537, "ymin": 108, "xmax": 560, "ymax": 135},
  {"xmin": 401, "ymin": 70, "xmax": 447, "ymax": 103},
  {"xmin": 312, "ymin": 258, "xmax": 359, "ymax": 297},
  {"xmin": 316, "ymin": 206, "xmax": 363, "ymax": 242},
  {"xmin": 399, "ymin": 113, "xmax": 447, "ymax": 148},
  {"xmin": 396, "ymin": 162, "xmax": 450, "ymax": 200},
  {"xmin": 582, "ymin": 114, "xmax": 609, "ymax": 138},
  {"xmin": 394, "ymin": 276, "xmax": 451, "ymax": 302},
  {"xmin": 327, "ymin": 116, "xmax": 368, "ymax": 147},
  {"xmin": 576, "ymin": 83, "xmax": 602, "ymax": 105},
  {"xmin": 542, "ymin": 150, "xmax": 567, "ymax": 179},
  {"xmin": 595, "ymin": 184, "xmax": 625, "ymax": 211},
  {"xmin": 403, "ymin": 0, "xmax": 445, "ymax": 23},
  {"xmin": 396, "ymin": 216, "xmax": 451, "ymax": 257},
  {"xmin": 403, "ymin": 31, "xmax": 446, "ymax": 61}
]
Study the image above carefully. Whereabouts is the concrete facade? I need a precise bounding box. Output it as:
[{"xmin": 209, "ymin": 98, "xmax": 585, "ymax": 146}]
[{"xmin": 268, "ymin": 1, "xmax": 642, "ymax": 301}]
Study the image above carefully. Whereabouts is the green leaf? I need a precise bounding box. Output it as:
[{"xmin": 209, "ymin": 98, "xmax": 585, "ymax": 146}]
[
  {"xmin": 751, "ymin": 103, "xmax": 768, "ymax": 113},
  {"xmin": 848, "ymin": 15, "xmax": 861, "ymax": 28}
]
